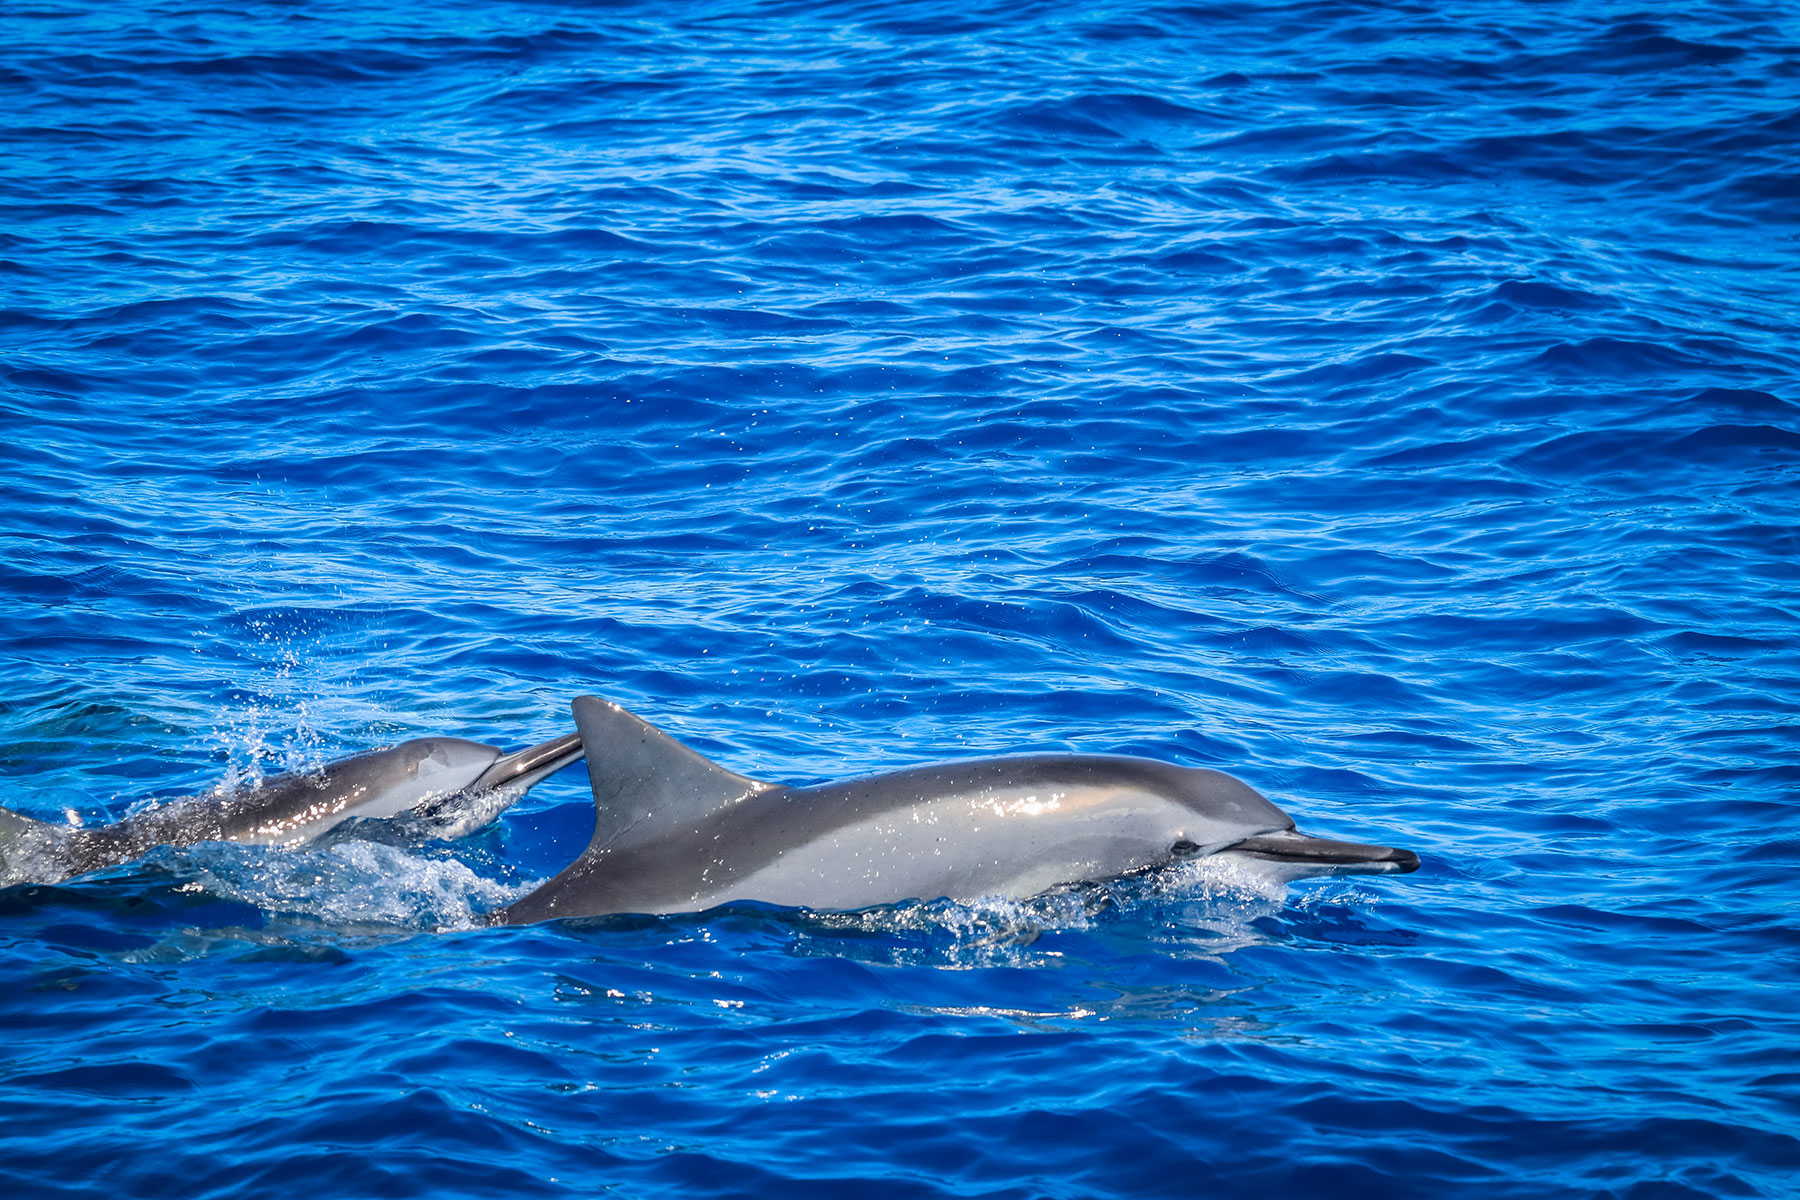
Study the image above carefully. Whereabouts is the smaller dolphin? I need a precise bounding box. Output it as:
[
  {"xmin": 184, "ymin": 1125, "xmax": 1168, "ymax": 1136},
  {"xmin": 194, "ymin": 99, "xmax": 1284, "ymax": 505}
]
[
  {"xmin": 0, "ymin": 731, "xmax": 584, "ymax": 888},
  {"xmin": 487, "ymin": 696, "xmax": 1419, "ymax": 924}
]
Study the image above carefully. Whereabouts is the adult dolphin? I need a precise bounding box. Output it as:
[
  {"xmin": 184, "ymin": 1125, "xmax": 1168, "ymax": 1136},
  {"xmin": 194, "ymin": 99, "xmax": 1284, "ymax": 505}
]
[
  {"xmin": 487, "ymin": 696, "xmax": 1418, "ymax": 924},
  {"xmin": 0, "ymin": 730, "xmax": 584, "ymax": 888}
]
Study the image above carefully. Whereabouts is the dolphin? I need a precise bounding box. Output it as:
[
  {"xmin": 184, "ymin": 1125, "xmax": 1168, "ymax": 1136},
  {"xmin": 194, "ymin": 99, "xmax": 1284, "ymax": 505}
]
[
  {"xmin": 487, "ymin": 696, "xmax": 1419, "ymax": 924},
  {"xmin": 0, "ymin": 730, "xmax": 584, "ymax": 888}
]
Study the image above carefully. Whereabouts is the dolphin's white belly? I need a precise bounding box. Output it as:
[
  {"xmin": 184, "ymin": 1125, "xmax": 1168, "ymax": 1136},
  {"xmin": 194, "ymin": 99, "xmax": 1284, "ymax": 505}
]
[{"xmin": 682, "ymin": 784, "xmax": 1216, "ymax": 912}]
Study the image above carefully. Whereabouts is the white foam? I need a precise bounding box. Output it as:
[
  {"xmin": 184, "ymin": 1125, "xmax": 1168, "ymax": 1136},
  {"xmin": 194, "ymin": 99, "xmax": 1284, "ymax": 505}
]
[
  {"xmin": 1153, "ymin": 854, "xmax": 1293, "ymax": 905},
  {"xmin": 185, "ymin": 840, "xmax": 525, "ymax": 932}
]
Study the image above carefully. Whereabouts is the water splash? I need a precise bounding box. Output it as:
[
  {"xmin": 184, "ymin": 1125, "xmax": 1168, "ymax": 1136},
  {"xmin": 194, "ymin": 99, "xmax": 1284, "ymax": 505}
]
[{"xmin": 181, "ymin": 840, "xmax": 523, "ymax": 932}]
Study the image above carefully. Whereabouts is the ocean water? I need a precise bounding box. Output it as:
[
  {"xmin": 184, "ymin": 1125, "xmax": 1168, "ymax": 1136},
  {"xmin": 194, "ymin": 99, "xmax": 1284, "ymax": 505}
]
[{"xmin": 2, "ymin": 0, "xmax": 1797, "ymax": 1195}]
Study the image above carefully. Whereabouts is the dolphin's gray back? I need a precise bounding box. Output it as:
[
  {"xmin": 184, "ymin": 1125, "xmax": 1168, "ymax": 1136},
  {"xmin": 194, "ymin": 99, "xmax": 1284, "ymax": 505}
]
[{"xmin": 492, "ymin": 698, "xmax": 1295, "ymax": 923}]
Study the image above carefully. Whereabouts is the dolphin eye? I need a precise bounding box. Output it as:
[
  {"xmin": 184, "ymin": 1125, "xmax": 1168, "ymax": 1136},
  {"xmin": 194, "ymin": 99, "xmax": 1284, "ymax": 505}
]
[{"xmin": 1170, "ymin": 840, "xmax": 1200, "ymax": 858}]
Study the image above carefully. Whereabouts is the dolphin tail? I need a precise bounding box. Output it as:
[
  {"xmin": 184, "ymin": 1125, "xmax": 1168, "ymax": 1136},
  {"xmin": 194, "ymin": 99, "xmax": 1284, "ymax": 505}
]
[{"xmin": 0, "ymin": 807, "xmax": 80, "ymax": 887}]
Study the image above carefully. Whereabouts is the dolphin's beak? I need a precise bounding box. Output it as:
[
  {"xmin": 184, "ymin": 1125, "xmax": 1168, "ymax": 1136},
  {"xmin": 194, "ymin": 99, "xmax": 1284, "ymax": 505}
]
[
  {"xmin": 1228, "ymin": 828, "xmax": 1420, "ymax": 874},
  {"xmin": 467, "ymin": 732, "xmax": 585, "ymax": 794}
]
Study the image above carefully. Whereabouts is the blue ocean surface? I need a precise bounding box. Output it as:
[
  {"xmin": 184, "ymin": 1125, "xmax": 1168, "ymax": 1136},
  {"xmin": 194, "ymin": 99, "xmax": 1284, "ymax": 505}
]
[{"xmin": 2, "ymin": 0, "xmax": 1797, "ymax": 1195}]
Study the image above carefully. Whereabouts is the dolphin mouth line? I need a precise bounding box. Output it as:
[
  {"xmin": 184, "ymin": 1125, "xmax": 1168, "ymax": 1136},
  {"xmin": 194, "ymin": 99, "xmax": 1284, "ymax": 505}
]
[
  {"xmin": 468, "ymin": 732, "xmax": 586, "ymax": 794},
  {"xmin": 1228, "ymin": 830, "xmax": 1421, "ymax": 873}
]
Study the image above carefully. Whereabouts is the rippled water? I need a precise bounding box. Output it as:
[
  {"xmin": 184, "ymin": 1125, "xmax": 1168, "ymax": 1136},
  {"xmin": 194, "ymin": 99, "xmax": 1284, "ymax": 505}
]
[{"xmin": 3, "ymin": 1, "xmax": 1797, "ymax": 1196}]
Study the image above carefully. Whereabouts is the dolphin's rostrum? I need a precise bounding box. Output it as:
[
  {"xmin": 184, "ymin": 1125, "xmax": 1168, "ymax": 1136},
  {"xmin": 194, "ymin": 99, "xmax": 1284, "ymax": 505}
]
[
  {"xmin": 0, "ymin": 731, "xmax": 584, "ymax": 888},
  {"xmin": 488, "ymin": 696, "xmax": 1419, "ymax": 924}
]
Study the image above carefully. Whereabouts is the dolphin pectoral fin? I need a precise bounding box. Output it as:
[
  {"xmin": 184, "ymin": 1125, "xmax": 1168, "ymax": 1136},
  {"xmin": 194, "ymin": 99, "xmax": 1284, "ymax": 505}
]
[
  {"xmin": 467, "ymin": 732, "xmax": 586, "ymax": 794},
  {"xmin": 1227, "ymin": 829, "xmax": 1420, "ymax": 874}
]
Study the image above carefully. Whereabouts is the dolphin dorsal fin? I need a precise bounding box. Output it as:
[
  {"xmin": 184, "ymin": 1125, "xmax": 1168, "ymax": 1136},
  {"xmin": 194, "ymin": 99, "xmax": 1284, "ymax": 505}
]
[{"xmin": 571, "ymin": 695, "xmax": 769, "ymax": 852}]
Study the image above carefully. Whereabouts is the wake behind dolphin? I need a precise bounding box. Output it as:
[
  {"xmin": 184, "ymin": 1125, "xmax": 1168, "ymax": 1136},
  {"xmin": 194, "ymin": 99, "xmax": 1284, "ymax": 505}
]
[
  {"xmin": 0, "ymin": 731, "xmax": 583, "ymax": 888},
  {"xmin": 489, "ymin": 696, "xmax": 1419, "ymax": 924}
]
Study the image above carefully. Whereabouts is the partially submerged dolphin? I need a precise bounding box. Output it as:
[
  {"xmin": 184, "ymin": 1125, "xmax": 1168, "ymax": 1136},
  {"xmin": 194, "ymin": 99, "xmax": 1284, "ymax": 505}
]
[
  {"xmin": 488, "ymin": 696, "xmax": 1419, "ymax": 924},
  {"xmin": 0, "ymin": 731, "xmax": 584, "ymax": 888}
]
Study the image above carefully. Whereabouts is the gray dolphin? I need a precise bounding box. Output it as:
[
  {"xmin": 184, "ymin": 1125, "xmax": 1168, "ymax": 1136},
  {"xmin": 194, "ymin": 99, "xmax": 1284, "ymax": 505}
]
[
  {"xmin": 488, "ymin": 696, "xmax": 1418, "ymax": 924},
  {"xmin": 0, "ymin": 731, "xmax": 584, "ymax": 888}
]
